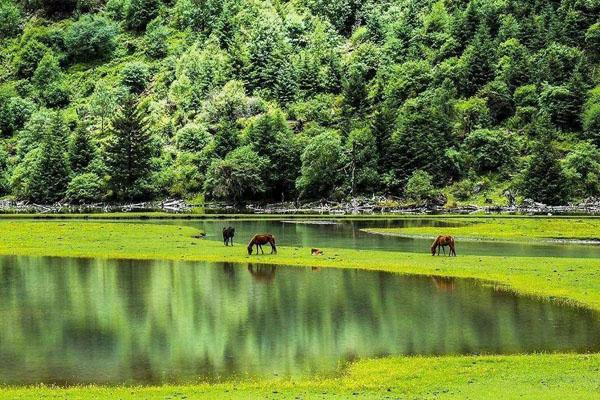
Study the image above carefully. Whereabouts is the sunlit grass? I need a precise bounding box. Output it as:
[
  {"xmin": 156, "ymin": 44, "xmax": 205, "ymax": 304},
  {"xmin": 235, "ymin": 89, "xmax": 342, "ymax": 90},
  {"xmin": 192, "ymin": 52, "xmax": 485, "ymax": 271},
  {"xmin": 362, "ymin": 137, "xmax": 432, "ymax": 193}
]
[
  {"xmin": 363, "ymin": 217, "xmax": 600, "ymax": 241},
  {"xmin": 2, "ymin": 354, "xmax": 599, "ymax": 399}
]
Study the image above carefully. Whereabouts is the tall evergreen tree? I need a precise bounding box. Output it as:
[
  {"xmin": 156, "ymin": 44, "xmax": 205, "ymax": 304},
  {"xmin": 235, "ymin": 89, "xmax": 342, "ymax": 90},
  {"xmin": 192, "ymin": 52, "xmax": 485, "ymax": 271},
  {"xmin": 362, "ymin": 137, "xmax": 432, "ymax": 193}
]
[
  {"xmin": 69, "ymin": 118, "xmax": 96, "ymax": 174},
  {"xmin": 520, "ymin": 119, "xmax": 569, "ymax": 205},
  {"xmin": 104, "ymin": 96, "xmax": 155, "ymax": 200},
  {"xmin": 26, "ymin": 113, "xmax": 70, "ymax": 203}
]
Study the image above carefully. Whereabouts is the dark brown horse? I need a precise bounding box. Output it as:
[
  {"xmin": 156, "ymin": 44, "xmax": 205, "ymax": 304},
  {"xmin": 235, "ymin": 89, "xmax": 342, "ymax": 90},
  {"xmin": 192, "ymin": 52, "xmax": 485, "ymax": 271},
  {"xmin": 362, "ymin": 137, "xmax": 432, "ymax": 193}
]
[
  {"xmin": 247, "ymin": 234, "xmax": 277, "ymax": 255},
  {"xmin": 431, "ymin": 235, "xmax": 456, "ymax": 256},
  {"xmin": 223, "ymin": 227, "xmax": 235, "ymax": 246}
]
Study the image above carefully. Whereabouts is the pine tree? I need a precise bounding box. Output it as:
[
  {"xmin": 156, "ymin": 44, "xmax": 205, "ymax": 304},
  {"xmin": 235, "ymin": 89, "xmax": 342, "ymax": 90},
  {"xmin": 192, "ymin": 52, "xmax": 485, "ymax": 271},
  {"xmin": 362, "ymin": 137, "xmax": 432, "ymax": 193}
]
[
  {"xmin": 520, "ymin": 119, "xmax": 569, "ymax": 205},
  {"xmin": 26, "ymin": 112, "xmax": 70, "ymax": 203},
  {"xmin": 69, "ymin": 119, "xmax": 96, "ymax": 174},
  {"xmin": 104, "ymin": 96, "xmax": 155, "ymax": 200}
]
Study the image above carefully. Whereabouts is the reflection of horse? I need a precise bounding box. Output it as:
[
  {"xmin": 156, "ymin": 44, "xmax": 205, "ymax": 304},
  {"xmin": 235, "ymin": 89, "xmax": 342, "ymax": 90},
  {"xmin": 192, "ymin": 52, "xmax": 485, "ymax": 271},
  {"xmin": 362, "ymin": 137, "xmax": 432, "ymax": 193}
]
[
  {"xmin": 247, "ymin": 234, "xmax": 277, "ymax": 255},
  {"xmin": 248, "ymin": 264, "xmax": 277, "ymax": 282},
  {"xmin": 223, "ymin": 227, "xmax": 235, "ymax": 246},
  {"xmin": 431, "ymin": 276, "xmax": 456, "ymax": 292},
  {"xmin": 431, "ymin": 235, "xmax": 456, "ymax": 256}
]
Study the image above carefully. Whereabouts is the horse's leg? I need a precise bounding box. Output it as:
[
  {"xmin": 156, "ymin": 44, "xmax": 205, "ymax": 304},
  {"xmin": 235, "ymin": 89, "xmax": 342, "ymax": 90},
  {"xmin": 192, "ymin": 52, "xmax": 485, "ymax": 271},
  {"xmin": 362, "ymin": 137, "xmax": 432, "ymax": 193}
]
[{"xmin": 260, "ymin": 244, "xmax": 264, "ymax": 254}]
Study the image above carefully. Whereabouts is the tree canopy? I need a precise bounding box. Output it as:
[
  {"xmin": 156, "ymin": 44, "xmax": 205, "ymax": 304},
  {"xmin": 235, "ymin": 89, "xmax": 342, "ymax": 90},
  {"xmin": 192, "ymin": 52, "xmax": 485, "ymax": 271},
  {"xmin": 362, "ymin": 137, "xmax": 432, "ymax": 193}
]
[{"xmin": 0, "ymin": 0, "xmax": 598, "ymax": 205}]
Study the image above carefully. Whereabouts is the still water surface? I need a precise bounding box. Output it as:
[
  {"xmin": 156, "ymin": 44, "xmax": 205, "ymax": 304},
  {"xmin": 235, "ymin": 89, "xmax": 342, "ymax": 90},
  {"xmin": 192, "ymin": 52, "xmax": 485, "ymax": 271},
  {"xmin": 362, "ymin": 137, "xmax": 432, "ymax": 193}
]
[{"xmin": 1, "ymin": 255, "xmax": 599, "ymax": 385}]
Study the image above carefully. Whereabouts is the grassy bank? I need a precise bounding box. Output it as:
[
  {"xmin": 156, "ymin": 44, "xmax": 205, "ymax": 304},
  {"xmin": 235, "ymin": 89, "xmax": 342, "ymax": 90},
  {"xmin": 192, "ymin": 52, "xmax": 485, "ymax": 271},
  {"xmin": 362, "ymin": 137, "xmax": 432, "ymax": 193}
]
[
  {"xmin": 1, "ymin": 218, "xmax": 600, "ymax": 399},
  {"xmin": 3, "ymin": 354, "xmax": 599, "ymax": 399},
  {"xmin": 0, "ymin": 220, "xmax": 599, "ymax": 309},
  {"xmin": 363, "ymin": 217, "xmax": 600, "ymax": 241}
]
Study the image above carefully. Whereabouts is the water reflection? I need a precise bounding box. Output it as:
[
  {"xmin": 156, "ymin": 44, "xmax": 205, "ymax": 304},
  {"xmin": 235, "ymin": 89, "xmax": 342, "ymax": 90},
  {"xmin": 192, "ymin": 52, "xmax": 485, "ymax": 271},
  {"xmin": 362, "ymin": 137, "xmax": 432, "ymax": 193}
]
[{"xmin": 0, "ymin": 255, "xmax": 599, "ymax": 385}]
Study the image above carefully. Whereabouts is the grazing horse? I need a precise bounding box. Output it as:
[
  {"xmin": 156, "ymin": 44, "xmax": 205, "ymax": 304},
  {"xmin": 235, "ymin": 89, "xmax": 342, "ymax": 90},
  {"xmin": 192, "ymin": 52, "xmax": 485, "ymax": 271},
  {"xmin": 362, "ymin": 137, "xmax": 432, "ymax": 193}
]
[
  {"xmin": 247, "ymin": 234, "xmax": 277, "ymax": 255},
  {"xmin": 431, "ymin": 235, "xmax": 456, "ymax": 256},
  {"xmin": 311, "ymin": 248, "xmax": 324, "ymax": 256},
  {"xmin": 223, "ymin": 227, "xmax": 235, "ymax": 246}
]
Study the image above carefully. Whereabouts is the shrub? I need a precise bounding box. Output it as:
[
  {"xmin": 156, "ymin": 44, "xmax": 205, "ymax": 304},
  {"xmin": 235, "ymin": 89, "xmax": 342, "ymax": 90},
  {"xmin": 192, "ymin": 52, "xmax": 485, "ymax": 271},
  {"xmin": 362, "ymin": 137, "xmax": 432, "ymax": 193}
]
[
  {"xmin": 405, "ymin": 170, "xmax": 437, "ymax": 202},
  {"xmin": 175, "ymin": 123, "xmax": 212, "ymax": 153},
  {"xmin": 66, "ymin": 173, "xmax": 105, "ymax": 203},
  {"xmin": 0, "ymin": 0, "xmax": 22, "ymax": 38},
  {"xmin": 64, "ymin": 15, "xmax": 118, "ymax": 62},
  {"xmin": 463, "ymin": 129, "xmax": 516, "ymax": 173},
  {"xmin": 121, "ymin": 62, "xmax": 150, "ymax": 94}
]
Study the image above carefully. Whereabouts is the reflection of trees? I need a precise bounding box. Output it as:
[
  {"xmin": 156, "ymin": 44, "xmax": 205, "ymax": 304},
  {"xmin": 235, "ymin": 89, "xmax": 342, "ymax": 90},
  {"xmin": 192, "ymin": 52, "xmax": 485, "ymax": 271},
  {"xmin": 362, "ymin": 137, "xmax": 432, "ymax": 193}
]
[{"xmin": 0, "ymin": 256, "xmax": 599, "ymax": 386}]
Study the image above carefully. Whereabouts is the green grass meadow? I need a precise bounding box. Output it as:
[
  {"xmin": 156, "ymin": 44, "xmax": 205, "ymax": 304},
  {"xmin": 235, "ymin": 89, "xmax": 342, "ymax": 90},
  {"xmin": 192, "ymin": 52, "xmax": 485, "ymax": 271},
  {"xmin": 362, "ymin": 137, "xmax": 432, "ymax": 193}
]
[{"xmin": 0, "ymin": 216, "xmax": 599, "ymax": 399}]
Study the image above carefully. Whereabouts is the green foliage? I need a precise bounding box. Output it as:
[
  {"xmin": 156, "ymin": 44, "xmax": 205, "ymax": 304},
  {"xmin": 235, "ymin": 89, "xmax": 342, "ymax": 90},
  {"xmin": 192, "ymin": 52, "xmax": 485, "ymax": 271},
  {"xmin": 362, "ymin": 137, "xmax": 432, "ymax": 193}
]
[
  {"xmin": 104, "ymin": 97, "xmax": 156, "ymax": 200},
  {"xmin": 126, "ymin": 0, "xmax": 159, "ymax": 31},
  {"xmin": 345, "ymin": 127, "xmax": 378, "ymax": 194},
  {"xmin": 244, "ymin": 107, "xmax": 300, "ymax": 198},
  {"xmin": 204, "ymin": 145, "xmax": 267, "ymax": 203},
  {"xmin": 297, "ymin": 130, "xmax": 343, "ymax": 198},
  {"xmin": 170, "ymin": 41, "xmax": 231, "ymax": 112},
  {"xmin": 121, "ymin": 62, "xmax": 150, "ymax": 94},
  {"xmin": 68, "ymin": 120, "xmax": 96, "ymax": 174},
  {"xmin": 0, "ymin": 0, "xmax": 22, "ymax": 38},
  {"xmin": 175, "ymin": 123, "xmax": 212, "ymax": 153},
  {"xmin": 404, "ymin": 170, "xmax": 437, "ymax": 202},
  {"xmin": 20, "ymin": 113, "xmax": 70, "ymax": 203},
  {"xmin": 562, "ymin": 142, "xmax": 600, "ymax": 198},
  {"xmin": 463, "ymin": 129, "xmax": 516, "ymax": 173},
  {"xmin": 144, "ymin": 18, "xmax": 169, "ymax": 59},
  {"xmin": 0, "ymin": 94, "xmax": 35, "ymax": 136},
  {"xmin": 0, "ymin": 0, "xmax": 599, "ymax": 205},
  {"xmin": 520, "ymin": 137, "xmax": 569, "ymax": 206},
  {"xmin": 64, "ymin": 14, "xmax": 118, "ymax": 62},
  {"xmin": 65, "ymin": 172, "xmax": 105, "ymax": 203},
  {"xmin": 390, "ymin": 88, "xmax": 454, "ymax": 190},
  {"xmin": 15, "ymin": 39, "xmax": 48, "ymax": 78},
  {"xmin": 585, "ymin": 22, "xmax": 600, "ymax": 61},
  {"xmin": 583, "ymin": 85, "xmax": 600, "ymax": 146}
]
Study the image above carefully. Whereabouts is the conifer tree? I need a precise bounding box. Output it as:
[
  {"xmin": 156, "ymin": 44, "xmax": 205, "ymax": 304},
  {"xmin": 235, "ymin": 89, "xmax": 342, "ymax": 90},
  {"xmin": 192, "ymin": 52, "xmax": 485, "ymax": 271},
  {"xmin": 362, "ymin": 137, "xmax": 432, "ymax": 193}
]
[
  {"xmin": 520, "ymin": 118, "xmax": 569, "ymax": 205},
  {"xmin": 69, "ymin": 118, "xmax": 96, "ymax": 174},
  {"xmin": 104, "ymin": 96, "xmax": 155, "ymax": 200},
  {"xmin": 27, "ymin": 112, "xmax": 70, "ymax": 203}
]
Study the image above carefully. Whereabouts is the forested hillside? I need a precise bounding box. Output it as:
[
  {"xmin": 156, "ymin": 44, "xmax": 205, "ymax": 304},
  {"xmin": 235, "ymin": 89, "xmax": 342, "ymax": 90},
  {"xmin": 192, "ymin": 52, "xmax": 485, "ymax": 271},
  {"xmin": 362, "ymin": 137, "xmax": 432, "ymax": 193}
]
[{"xmin": 0, "ymin": 0, "xmax": 599, "ymax": 205}]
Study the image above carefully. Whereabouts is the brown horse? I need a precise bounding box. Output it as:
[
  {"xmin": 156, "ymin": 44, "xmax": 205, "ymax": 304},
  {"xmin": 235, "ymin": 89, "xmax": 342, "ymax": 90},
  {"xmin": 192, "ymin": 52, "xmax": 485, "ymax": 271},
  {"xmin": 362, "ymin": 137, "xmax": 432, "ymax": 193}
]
[
  {"xmin": 431, "ymin": 235, "xmax": 456, "ymax": 256},
  {"xmin": 247, "ymin": 234, "xmax": 277, "ymax": 255}
]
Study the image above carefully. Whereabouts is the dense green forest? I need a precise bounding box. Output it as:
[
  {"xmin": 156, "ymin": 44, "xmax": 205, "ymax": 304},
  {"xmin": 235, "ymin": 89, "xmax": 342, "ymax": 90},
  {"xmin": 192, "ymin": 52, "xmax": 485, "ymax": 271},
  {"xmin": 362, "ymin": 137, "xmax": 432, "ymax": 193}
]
[{"xmin": 0, "ymin": 0, "xmax": 599, "ymax": 205}]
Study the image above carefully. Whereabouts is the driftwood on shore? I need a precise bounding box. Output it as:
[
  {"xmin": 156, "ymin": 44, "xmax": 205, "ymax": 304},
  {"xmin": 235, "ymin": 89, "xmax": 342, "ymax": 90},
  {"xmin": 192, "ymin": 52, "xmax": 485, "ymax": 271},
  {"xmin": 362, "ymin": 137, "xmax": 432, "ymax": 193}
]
[
  {"xmin": 1, "ymin": 196, "xmax": 600, "ymax": 215},
  {"xmin": 0, "ymin": 199, "xmax": 191, "ymax": 214},
  {"xmin": 242, "ymin": 196, "xmax": 600, "ymax": 215}
]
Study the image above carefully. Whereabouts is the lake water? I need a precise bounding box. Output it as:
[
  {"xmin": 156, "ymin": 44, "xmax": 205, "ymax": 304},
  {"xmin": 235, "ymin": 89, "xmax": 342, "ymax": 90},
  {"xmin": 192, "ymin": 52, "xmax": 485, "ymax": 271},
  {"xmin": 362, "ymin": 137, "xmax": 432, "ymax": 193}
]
[
  {"xmin": 1, "ymin": 255, "xmax": 599, "ymax": 385},
  {"xmin": 152, "ymin": 218, "xmax": 600, "ymax": 258}
]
